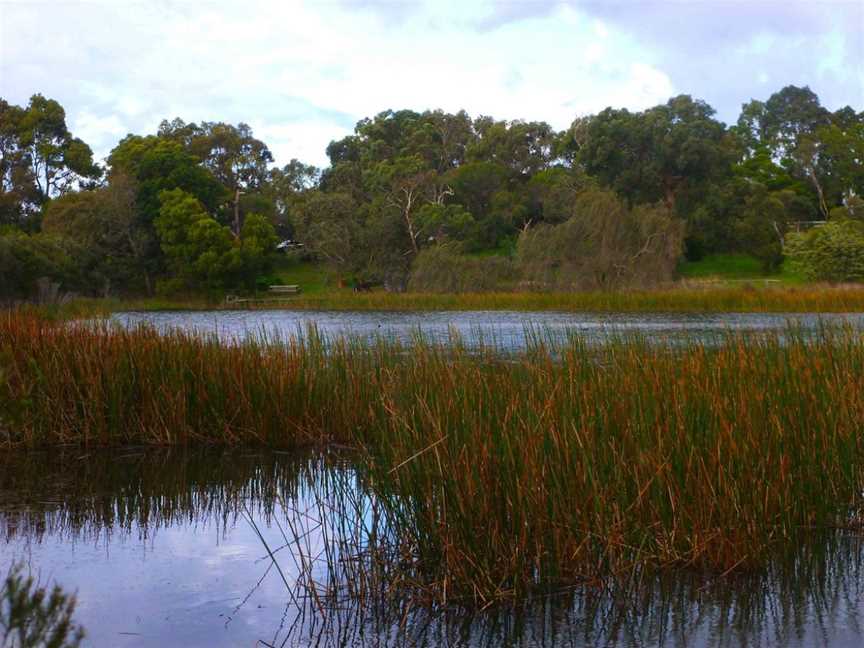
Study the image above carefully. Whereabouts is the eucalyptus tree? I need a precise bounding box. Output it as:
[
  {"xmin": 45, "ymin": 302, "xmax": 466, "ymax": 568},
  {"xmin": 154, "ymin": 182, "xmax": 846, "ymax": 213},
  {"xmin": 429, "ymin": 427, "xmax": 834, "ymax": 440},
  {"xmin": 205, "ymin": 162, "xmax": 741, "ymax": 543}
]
[
  {"xmin": 0, "ymin": 95, "xmax": 100, "ymax": 224},
  {"xmin": 0, "ymin": 99, "xmax": 37, "ymax": 225},
  {"xmin": 580, "ymin": 95, "xmax": 732, "ymax": 213},
  {"xmin": 16, "ymin": 94, "xmax": 101, "ymax": 200},
  {"xmin": 159, "ymin": 119, "xmax": 274, "ymax": 236}
]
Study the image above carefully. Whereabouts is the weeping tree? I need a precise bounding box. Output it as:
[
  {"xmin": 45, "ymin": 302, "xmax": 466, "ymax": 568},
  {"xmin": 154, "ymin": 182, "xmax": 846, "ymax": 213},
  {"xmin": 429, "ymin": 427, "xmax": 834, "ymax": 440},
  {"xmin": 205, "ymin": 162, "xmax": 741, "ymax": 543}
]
[{"xmin": 517, "ymin": 189, "xmax": 684, "ymax": 290}]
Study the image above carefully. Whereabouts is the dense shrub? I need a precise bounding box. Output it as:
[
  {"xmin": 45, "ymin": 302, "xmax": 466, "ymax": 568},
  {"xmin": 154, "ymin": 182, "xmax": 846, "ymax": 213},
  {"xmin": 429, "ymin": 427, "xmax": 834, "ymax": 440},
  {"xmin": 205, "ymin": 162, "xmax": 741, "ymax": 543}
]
[
  {"xmin": 154, "ymin": 189, "xmax": 278, "ymax": 291},
  {"xmin": 785, "ymin": 219, "xmax": 864, "ymax": 282},
  {"xmin": 0, "ymin": 231, "xmax": 83, "ymax": 300},
  {"xmin": 408, "ymin": 245, "xmax": 516, "ymax": 292},
  {"xmin": 517, "ymin": 189, "xmax": 684, "ymax": 290}
]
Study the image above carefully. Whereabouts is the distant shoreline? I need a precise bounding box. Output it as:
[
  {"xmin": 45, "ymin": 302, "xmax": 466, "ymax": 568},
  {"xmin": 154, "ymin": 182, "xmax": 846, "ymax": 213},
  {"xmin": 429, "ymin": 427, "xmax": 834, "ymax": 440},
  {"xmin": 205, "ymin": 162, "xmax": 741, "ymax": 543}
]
[{"xmin": 28, "ymin": 283, "xmax": 864, "ymax": 317}]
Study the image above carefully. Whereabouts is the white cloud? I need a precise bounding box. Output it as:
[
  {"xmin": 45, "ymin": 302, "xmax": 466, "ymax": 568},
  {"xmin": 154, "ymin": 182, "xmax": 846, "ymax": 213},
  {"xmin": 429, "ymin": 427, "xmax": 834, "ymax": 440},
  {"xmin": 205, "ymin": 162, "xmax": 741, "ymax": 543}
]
[{"xmin": 1, "ymin": 0, "xmax": 856, "ymax": 168}]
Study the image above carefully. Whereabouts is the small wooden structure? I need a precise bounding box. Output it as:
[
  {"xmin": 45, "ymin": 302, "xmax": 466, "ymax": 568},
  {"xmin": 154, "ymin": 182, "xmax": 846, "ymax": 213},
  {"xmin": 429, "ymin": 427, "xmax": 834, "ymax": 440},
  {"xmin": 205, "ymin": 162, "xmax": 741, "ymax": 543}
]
[
  {"xmin": 224, "ymin": 285, "xmax": 302, "ymax": 306},
  {"xmin": 268, "ymin": 285, "xmax": 301, "ymax": 295}
]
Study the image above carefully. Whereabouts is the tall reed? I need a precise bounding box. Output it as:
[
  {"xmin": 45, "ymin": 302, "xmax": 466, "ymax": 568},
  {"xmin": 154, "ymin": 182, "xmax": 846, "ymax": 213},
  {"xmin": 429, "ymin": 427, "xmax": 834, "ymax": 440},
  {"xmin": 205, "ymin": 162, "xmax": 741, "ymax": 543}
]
[{"xmin": 3, "ymin": 311, "xmax": 864, "ymax": 605}]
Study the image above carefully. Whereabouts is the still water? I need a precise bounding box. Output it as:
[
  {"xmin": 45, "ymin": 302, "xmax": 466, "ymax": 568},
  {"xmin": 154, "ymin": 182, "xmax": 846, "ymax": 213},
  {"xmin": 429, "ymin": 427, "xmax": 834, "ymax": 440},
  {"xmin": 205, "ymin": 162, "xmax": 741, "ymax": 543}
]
[
  {"xmin": 111, "ymin": 309, "xmax": 864, "ymax": 349},
  {"xmin": 1, "ymin": 449, "xmax": 862, "ymax": 647}
]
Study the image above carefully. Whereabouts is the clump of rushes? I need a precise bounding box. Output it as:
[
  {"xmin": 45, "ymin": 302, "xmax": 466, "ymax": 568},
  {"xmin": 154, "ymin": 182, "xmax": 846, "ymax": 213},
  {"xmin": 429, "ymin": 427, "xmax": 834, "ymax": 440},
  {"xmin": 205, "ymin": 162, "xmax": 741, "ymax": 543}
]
[{"xmin": 3, "ymin": 311, "xmax": 864, "ymax": 606}]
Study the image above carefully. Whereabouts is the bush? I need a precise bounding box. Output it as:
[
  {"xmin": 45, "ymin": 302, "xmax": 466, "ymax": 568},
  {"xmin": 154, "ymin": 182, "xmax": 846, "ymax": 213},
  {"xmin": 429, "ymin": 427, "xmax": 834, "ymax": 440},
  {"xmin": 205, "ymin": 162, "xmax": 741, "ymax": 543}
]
[
  {"xmin": 408, "ymin": 246, "xmax": 517, "ymax": 292},
  {"xmin": 155, "ymin": 190, "xmax": 278, "ymax": 290},
  {"xmin": 517, "ymin": 189, "xmax": 684, "ymax": 290},
  {"xmin": 1, "ymin": 564, "xmax": 84, "ymax": 648},
  {"xmin": 785, "ymin": 220, "xmax": 864, "ymax": 282},
  {"xmin": 0, "ymin": 231, "xmax": 83, "ymax": 300}
]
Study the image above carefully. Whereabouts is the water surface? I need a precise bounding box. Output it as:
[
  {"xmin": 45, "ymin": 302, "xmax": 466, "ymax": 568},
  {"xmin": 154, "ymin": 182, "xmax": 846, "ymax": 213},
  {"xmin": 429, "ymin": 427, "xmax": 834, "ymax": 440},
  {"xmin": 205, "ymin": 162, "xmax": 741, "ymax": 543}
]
[
  {"xmin": 111, "ymin": 309, "xmax": 864, "ymax": 349},
  {"xmin": 2, "ymin": 449, "xmax": 862, "ymax": 647}
]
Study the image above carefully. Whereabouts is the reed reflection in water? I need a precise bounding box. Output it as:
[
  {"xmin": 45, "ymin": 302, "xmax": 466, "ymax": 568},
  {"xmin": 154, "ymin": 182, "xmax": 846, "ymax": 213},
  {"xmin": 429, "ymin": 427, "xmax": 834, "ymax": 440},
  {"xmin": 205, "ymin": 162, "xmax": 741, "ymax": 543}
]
[{"xmin": 1, "ymin": 449, "xmax": 862, "ymax": 647}]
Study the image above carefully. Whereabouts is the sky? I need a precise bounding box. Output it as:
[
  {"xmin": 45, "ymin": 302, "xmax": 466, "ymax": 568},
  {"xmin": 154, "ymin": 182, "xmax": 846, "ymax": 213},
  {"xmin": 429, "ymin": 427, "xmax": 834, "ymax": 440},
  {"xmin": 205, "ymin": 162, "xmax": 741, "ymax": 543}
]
[{"xmin": 1, "ymin": 0, "xmax": 862, "ymax": 168}]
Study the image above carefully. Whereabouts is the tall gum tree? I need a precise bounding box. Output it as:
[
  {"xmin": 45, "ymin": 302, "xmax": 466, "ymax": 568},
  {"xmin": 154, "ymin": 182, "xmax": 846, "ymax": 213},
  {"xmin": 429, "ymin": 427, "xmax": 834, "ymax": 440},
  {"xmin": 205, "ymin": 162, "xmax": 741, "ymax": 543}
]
[{"xmin": 17, "ymin": 94, "xmax": 101, "ymax": 201}]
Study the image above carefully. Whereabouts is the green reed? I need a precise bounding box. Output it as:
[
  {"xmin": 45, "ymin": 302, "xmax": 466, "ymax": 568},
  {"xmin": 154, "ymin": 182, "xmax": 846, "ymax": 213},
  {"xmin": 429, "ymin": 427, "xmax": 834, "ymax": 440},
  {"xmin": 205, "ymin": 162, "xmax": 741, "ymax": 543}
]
[{"xmin": 3, "ymin": 311, "xmax": 864, "ymax": 606}]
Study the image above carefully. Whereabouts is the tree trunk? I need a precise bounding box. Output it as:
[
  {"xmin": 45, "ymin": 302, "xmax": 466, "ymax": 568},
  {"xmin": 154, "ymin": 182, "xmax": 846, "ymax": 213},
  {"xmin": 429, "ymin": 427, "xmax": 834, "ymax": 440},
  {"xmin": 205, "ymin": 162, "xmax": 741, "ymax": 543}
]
[
  {"xmin": 405, "ymin": 209, "xmax": 419, "ymax": 254},
  {"xmin": 233, "ymin": 187, "xmax": 242, "ymax": 238},
  {"xmin": 807, "ymin": 166, "xmax": 830, "ymax": 219},
  {"xmin": 662, "ymin": 177, "xmax": 678, "ymax": 212}
]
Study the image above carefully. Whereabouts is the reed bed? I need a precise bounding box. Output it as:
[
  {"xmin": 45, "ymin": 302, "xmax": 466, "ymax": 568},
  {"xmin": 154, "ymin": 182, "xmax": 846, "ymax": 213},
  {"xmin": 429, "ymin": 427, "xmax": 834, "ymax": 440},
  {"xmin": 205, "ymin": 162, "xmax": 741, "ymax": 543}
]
[
  {"xmin": 5, "ymin": 448, "xmax": 861, "ymax": 647},
  {"xmin": 31, "ymin": 284, "xmax": 864, "ymax": 319},
  {"xmin": 3, "ymin": 311, "xmax": 864, "ymax": 606}
]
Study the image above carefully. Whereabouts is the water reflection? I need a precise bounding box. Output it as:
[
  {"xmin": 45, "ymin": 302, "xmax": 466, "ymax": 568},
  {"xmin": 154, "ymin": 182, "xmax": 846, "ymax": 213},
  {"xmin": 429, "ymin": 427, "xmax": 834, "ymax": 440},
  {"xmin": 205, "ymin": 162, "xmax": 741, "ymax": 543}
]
[
  {"xmin": 110, "ymin": 309, "xmax": 864, "ymax": 350},
  {"xmin": 1, "ymin": 449, "xmax": 862, "ymax": 647}
]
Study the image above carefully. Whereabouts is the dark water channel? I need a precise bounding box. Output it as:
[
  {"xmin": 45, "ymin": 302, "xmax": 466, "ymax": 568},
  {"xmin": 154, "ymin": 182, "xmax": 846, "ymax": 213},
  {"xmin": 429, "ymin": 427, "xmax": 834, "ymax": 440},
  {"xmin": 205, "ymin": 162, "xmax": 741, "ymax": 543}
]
[
  {"xmin": 1, "ymin": 449, "xmax": 862, "ymax": 647},
  {"xmin": 110, "ymin": 310, "xmax": 864, "ymax": 349}
]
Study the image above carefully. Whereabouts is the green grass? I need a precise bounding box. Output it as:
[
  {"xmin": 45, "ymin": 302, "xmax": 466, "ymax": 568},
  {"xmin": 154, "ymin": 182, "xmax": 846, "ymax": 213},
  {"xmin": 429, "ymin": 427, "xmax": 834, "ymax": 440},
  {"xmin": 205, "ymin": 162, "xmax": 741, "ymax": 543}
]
[
  {"xmin": 4, "ymin": 310, "xmax": 864, "ymax": 606},
  {"xmin": 269, "ymin": 255, "xmax": 333, "ymax": 294},
  {"xmin": 679, "ymin": 253, "xmax": 767, "ymax": 279},
  {"xmin": 679, "ymin": 253, "xmax": 808, "ymax": 285},
  {"xmin": 465, "ymin": 239, "xmax": 517, "ymax": 259}
]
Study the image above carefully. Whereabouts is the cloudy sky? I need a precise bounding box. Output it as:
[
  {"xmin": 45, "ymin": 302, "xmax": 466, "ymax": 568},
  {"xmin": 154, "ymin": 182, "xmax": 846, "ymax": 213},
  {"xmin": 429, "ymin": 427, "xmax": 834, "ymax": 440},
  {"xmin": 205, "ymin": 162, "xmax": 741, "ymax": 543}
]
[{"xmin": 1, "ymin": 0, "xmax": 862, "ymax": 167}]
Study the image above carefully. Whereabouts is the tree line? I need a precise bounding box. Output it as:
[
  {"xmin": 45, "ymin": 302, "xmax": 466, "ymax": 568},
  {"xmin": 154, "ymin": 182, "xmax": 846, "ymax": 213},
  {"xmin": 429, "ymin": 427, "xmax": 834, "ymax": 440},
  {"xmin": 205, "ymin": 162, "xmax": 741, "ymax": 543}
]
[{"xmin": 1, "ymin": 85, "xmax": 862, "ymax": 298}]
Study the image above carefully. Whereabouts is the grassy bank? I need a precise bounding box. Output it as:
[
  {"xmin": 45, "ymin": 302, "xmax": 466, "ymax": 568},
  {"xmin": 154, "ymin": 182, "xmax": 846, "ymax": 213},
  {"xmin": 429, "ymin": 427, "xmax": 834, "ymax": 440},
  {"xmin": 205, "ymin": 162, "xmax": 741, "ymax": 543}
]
[
  {"xmin": 3, "ymin": 311, "xmax": 864, "ymax": 605},
  {"xmin": 36, "ymin": 283, "xmax": 864, "ymax": 318},
  {"xmin": 678, "ymin": 253, "xmax": 806, "ymax": 284}
]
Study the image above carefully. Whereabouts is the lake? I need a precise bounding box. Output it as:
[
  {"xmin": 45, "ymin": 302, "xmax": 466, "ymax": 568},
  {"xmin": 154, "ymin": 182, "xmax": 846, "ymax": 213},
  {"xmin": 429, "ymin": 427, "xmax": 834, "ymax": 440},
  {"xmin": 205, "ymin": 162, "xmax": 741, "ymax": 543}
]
[
  {"xmin": 2, "ymin": 449, "xmax": 862, "ymax": 647},
  {"xmin": 110, "ymin": 309, "xmax": 864, "ymax": 349}
]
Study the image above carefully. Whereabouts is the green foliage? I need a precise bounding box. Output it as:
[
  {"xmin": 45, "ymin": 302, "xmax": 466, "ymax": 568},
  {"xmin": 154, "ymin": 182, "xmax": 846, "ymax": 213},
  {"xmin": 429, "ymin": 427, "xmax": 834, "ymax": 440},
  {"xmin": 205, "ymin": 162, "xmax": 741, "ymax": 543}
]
[
  {"xmin": 154, "ymin": 189, "xmax": 277, "ymax": 290},
  {"xmin": 526, "ymin": 167, "xmax": 591, "ymax": 225},
  {"xmin": 265, "ymin": 159, "xmax": 320, "ymax": 237},
  {"xmin": 678, "ymin": 254, "xmax": 767, "ymax": 279},
  {"xmin": 40, "ymin": 174, "xmax": 154, "ymax": 294},
  {"xmin": 737, "ymin": 85, "xmax": 829, "ymax": 159},
  {"xmin": 292, "ymin": 191, "xmax": 365, "ymax": 279},
  {"xmin": 155, "ymin": 189, "xmax": 234, "ymax": 288},
  {"xmin": 0, "ymin": 101, "xmax": 39, "ymax": 226},
  {"xmin": 407, "ymin": 245, "xmax": 516, "ymax": 292},
  {"xmin": 786, "ymin": 220, "xmax": 864, "ymax": 282},
  {"xmin": 466, "ymin": 118, "xmax": 555, "ymax": 178},
  {"xmin": 579, "ymin": 95, "xmax": 733, "ymax": 212},
  {"xmin": 239, "ymin": 212, "xmax": 279, "ymax": 282},
  {"xmin": 1, "ymin": 564, "xmax": 84, "ymax": 648},
  {"xmin": 448, "ymin": 161, "xmax": 508, "ymax": 218},
  {"xmin": 14, "ymin": 94, "xmax": 101, "ymax": 200},
  {"xmin": 733, "ymin": 188, "xmax": 810, "ymax": 272},
  {"xmin": 2, "ymin": 86, "xmax": 862, "ymax": 298},
  {"xmin": 414, "ymin": 203, "xmax": 476, "ymax": 246},
  {"xmin": 0, "ymin": 95, "xmax": 99, "ymax": 227},
  {"xmin": 108, "ymin": 135, "xmax": 227, "ymax": 224},
  {"xmin": 269, "ymin": 257, "xmax": 331, "ymax": 294},
  {"xmin": 0, "ymin": 231, "xmax": 83, "ymax": 299},
  {"xmin": 517, "ymin": 189, "xmax": 684, "ymax": 290}
]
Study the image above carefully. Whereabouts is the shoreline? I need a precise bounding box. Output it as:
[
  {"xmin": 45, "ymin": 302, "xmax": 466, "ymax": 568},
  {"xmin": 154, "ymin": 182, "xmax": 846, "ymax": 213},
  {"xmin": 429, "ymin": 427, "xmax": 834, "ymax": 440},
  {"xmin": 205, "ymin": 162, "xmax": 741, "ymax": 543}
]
[{"xmin": 31, "ymin": 284, "xmax": 864, "ymax": 318}]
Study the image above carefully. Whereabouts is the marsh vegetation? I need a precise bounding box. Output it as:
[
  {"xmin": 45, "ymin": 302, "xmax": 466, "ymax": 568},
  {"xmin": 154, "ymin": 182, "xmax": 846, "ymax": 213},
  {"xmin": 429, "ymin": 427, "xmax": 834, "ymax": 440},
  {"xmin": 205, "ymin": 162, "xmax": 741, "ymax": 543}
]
[
  {"xmin": 1, "ymin": 448, "xmax": 863, "ymax": 647},
  {"xmin": 3, "ymin": 311, "xmax": 864, "ymax": 612}
]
